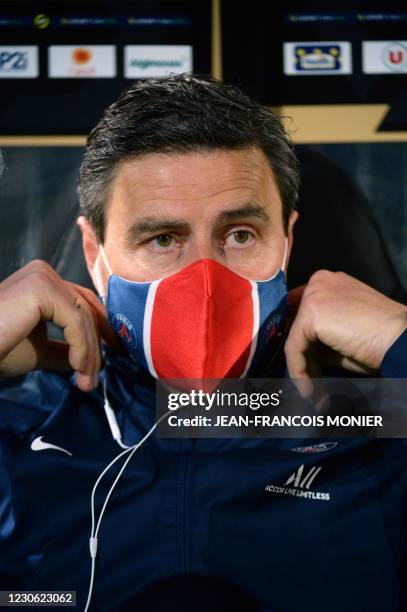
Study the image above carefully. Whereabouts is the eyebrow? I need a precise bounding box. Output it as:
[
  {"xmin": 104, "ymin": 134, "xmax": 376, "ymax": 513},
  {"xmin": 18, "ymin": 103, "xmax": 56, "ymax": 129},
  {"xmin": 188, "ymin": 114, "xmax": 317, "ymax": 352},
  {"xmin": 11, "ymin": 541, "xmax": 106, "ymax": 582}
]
[
  {"xmin": 127, "ymin": 219, "xmax": 190, "ymax": 241},
  {"xmin": 215, "ymin": 204, "xmax": 270, "ymax": 225},
  {"xmin": 127, "ymin": 203, "xmax": 271, "ymax": 241}
]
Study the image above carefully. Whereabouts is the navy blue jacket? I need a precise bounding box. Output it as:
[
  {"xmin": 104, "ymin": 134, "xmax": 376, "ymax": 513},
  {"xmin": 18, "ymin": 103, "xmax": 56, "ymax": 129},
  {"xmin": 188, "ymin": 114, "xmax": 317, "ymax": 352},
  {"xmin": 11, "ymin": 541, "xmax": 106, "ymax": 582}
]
[{"xmin": 0, "ymin": 330, "xmax": 406, "ymax": 611}]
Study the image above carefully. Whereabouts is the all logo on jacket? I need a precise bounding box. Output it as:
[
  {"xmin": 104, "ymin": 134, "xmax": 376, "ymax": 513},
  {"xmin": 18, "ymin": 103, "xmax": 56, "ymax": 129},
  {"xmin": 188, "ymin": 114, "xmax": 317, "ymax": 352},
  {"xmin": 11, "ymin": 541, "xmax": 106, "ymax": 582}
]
[{"xmin": 264, "ymin": 464, "xmax": 331, "ymax": 501}]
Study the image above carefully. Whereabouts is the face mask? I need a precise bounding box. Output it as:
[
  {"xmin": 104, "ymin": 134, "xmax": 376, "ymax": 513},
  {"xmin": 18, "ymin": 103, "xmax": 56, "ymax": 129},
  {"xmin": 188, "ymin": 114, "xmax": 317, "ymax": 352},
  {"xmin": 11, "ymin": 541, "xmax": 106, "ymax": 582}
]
[{"xmin": 94, "ymin": 242, "xmax": 288, "ymax": 380}]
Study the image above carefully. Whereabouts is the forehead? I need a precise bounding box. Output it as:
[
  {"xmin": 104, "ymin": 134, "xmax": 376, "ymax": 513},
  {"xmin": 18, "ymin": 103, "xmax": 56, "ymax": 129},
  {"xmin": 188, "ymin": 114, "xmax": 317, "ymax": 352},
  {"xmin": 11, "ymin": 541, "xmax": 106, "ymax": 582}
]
[{"xmin": 105, "ymin": 147, "xmax": 282, "ymax": 221}]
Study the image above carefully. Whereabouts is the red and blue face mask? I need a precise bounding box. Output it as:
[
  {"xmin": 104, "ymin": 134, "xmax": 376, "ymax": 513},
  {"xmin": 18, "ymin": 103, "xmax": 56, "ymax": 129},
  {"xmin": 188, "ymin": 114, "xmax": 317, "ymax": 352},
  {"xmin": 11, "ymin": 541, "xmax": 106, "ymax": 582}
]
[{"xmin": 95, "ymin": 245, "xmax": 288, "ymax": 380}]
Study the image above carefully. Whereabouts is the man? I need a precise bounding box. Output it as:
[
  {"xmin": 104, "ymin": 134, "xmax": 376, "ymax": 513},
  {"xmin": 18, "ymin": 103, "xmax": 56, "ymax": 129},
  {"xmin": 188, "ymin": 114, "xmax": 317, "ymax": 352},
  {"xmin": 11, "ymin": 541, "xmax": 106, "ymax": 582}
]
[{"xmin": 0, "ymin": 74, "xmax": 406, "ymax": 611}]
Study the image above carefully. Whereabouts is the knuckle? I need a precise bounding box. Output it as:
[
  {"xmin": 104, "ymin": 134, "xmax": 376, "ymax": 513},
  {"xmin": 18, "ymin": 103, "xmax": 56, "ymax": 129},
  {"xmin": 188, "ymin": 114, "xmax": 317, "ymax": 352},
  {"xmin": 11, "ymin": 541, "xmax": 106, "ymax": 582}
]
[
  {"xmin": 304, "ymin": 270, "xmax": 336, "ymax": 307},
  {"xmin": 297, "ymin": 291, "xmax": 322, "ymax": 326},
  {"xmin": 25, "ymin": 259, "xmax": 51, "ymax": 273},
  {"xmin": 309, "ymin": 269, "xmax": 332, "ymax": 283},
  {"xmin": 81, "ymin": 287, "xmax": 97, "ymax": 301},
  {"xmin": 25, "ymin": 260, "xmax": 56, "ymax": 288},
  {"xmin": 284, "ymin": 332, "xmax": 295, "ymax": 354},
  {"xmin": 283, "ymin": 340, "xmax": 291, "ymax": 356},
  {"xmin": 300, "ymin": 288, "xmax": 317, "ymax": 308}
]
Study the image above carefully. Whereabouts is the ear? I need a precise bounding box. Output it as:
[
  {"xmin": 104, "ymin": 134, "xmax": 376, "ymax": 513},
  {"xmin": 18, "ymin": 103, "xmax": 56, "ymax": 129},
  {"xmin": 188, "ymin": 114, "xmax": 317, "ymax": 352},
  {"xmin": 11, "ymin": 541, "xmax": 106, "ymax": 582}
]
[
  {"xmin": 77, "ymin": 216, "xmax": 102, "ymax": 291},
  {"xmin": 285, "ymin": 210, "xmax": 299, "ymax": 268}
]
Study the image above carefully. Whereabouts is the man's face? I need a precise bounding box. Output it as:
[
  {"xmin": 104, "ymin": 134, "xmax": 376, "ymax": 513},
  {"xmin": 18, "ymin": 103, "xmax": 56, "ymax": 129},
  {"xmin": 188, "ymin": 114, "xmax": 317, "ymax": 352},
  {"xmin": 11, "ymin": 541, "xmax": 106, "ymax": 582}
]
[{"xmin": 81, "ymin": 146, "xmax": 298, "ymax": 291}]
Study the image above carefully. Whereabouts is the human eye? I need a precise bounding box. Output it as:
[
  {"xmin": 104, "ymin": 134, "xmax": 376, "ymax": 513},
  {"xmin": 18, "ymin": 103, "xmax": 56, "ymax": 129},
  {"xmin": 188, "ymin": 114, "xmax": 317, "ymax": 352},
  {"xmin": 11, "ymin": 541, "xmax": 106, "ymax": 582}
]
[
  {"xmin": 223, "ymin": 227, "xmax": 256, "ymax": 249},
  {"xmin": 145, "ymin": 234, "xmax": 180, "ymax": 252}
]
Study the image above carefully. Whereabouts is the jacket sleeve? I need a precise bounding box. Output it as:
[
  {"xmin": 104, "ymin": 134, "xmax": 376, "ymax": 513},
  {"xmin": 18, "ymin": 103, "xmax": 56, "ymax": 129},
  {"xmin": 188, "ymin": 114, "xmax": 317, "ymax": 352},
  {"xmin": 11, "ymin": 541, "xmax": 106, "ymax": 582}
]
[
  {"xmin": 0, "ymin": 371, "xmax": 59, "ymax": 437},
  {"xmin": 380, "ymin": 328, "xmax": 407, "ymax": 378}
]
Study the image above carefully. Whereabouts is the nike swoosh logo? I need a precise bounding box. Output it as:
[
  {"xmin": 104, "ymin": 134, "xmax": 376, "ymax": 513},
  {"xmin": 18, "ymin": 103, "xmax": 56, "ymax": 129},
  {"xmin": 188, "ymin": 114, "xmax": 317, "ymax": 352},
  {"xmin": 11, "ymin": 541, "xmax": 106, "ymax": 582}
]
[{"xmin": 30, "ymin": 436, "xmax": 72, "ymax": 456}]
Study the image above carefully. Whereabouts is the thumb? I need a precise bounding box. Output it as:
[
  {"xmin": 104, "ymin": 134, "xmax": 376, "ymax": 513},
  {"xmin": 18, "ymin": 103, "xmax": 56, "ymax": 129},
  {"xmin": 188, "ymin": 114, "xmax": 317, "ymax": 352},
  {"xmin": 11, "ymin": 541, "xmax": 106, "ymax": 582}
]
[{"xmin": 67, "ymin": 283, "xmax": 123, "ymax": 351}]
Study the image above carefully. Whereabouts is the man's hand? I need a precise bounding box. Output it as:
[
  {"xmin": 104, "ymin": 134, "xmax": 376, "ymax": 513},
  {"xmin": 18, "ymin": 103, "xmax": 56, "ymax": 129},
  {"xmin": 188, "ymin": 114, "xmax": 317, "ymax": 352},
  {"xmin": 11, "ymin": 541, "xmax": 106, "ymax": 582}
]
[
  {"xmin": 0, "ymin": 260, "xmax": 117, "ymax": 391},
  {"xmin": 286, "ymin": 270, "xmax": 407, "ymax": 397}
]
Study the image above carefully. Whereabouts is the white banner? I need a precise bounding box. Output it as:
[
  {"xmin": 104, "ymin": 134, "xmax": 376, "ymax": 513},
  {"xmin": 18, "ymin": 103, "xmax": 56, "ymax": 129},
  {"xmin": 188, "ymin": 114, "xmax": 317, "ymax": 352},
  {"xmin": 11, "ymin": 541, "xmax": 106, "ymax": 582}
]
[
  {"xmin": 0, "ymin": 46, "xmax": 38, "ymax": 78},
  {"xmin": 362, "ymin": 41, "xmax": 407, "ymax": 74},
  {"xmin": 283, "ymin": 42, "xmax": 352, "ymax": 75},
  {"xmin": 124, "ymin": 45, "xmax": 193, "ymax": 79},
  {"xmin": 48, "ymin": 45, "xmax": 116, "ymax": 78}
]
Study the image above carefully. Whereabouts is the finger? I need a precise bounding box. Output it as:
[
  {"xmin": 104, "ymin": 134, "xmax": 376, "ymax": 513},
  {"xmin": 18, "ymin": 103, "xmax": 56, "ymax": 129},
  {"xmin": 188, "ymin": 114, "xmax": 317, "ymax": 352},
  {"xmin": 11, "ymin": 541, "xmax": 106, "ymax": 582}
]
[
  {"xmin": 80, "ymin": 298, "xmax": 102, "ymax": 387},
  {"xmin": 35, "ymin": 273, "xmax": 102, "ymax": 386},
  {"xmin": 339, "ymin": 355, "xmax": 377, "ymax": 375},
  {"xmin": 67, "ymin": 283, "xmax": 122, "ymax": 350},
  {"xmin": 0, "ymin": 262, "xmax": 100, "ymax": 386},
  {"xmin": 40, "ymin": 337, "xmax": 104, "ymax": 385},
  {"xmin": 37, "ymin": 272, "xmax": 98, "ymax": 387},
  {"xmin": 70, "ymin": 296, "xmax": 100, "ymax": 391},
  {"xmin": 284, "ymin": 313, "xmax": 313, "ymax": 377},
  {"xmin": 75, "ymin": 371, "xmax": 96, "ymax": 392},
  {"xmin": 284, "ymin": 313, "xmax": 316, "ymax": 399},
  {"xmin": 0, "ymin": 264, "xmax": 79, "ymax": 361},
  {"xmin": 314, "ymin": 344, "xmax": 377, "ymax": 375},
  {"xmin": 45, "ymin": 290, "xmax": 91, "ymax": 378}
]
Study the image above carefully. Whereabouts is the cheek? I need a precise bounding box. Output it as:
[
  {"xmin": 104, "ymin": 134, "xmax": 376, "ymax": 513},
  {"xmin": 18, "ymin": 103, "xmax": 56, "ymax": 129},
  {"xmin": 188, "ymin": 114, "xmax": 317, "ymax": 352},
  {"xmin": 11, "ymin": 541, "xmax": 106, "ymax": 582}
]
[
  {"xmin": 106, "ymin": 244, "xmax": 182, "ymax": 282},
  {"xmin": 225, "ymin": 240, "xmax": 285, "ymax": 281}
]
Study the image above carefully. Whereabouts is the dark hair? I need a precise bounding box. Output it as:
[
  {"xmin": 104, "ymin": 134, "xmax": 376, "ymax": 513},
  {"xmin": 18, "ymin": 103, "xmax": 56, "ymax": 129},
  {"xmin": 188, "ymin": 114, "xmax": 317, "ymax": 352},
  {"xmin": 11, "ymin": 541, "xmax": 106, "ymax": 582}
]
[{"xmin": 77, "ymin": 74, "xmax": 299, "ymax": 243}]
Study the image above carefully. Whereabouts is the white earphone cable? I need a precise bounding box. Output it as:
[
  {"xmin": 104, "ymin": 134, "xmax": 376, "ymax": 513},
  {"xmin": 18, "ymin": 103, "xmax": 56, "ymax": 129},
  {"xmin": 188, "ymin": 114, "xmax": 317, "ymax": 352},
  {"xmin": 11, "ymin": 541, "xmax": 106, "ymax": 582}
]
[
  {"xmin": 84, "ymin": 382, "xmax": 176, "ymax": 612},
  {"xmin": 102, "ymin": 376, "xmax": 130, "ymax": 449}
]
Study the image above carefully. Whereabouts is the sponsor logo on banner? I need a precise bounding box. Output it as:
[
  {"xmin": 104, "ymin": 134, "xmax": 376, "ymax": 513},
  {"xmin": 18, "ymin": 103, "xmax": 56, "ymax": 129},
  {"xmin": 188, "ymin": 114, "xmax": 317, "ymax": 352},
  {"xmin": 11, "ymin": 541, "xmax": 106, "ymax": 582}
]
[
  {"xmin": 124, "ymin": 45, "xmax": 193, "ymax": 78},
  {"xmin": 283, "ymin": 41, "xmax": 352, "ymax": 75},
  {"xmin": 33, "ymin": 13, "xmax": 50, "ymax": 29},
  {"xmin": 362, "ymin": 41, "xmax": 407, "ymax": 73},
  {"xmin": 0, "ymin": 46, "xmax": 38, "ymax": 78},
  {"xmin": 48, "ymin": 45, "xmax": 116, "ymax": 78}
]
